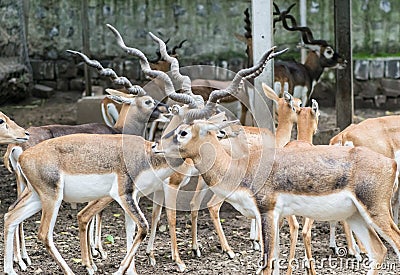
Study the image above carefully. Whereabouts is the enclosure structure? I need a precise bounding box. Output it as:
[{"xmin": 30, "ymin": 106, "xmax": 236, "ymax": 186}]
[{"xmin": 0, "ymin": 0, "xmax": 399, "ymax": 125}]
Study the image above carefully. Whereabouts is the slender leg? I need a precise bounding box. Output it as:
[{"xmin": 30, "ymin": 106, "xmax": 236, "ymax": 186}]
[
  {"xmin": 250, "ymin": 218, "xmax": 261, "ymax": 251},
  {"xmin": 115, "ymin": 189, "xmax": 149, "ymax": 275},
  {"xmin": 342, "ymin": 220, "xmax": 362, "ymax": 260},
  {"xmin": 346, "ymin": 213, "xmax": 387, "ymax": 275},
  {"xmin": 285, "ymin": 215, "xmax": 299, "ymax": 275},
  {"xmin": 146, "ymin": 191, "xmax": 164, "ymax": 267},
  {"xmin": 78, "ymin": 197, "xmax": 113, "ymax": 274},
  {"xmin": 93, "ymin": 213, "xmax": 107, "ymax": 259},
  {"xmin": 13, "ymin": 168, "xmax": 32, "ymax": 269},
  {"xmin": 207, "ymin": 194, "xmax": 235, "ymax": 259},
  {"xmin": 164, "ymin": 181, "xmax": 187, "ymax": 272},
  {"xmin": 328, "ymin": 221, "xmax": 338, "ymax": 254},
  {"xmin": 302, "ymin": 218, "xmax": 316, "ymax": 275},
  {"xmin": 4, "ymin": 189, "xmax": 42, "ymax": 275},
  {"xmin": 37, "ymin": 191, "xmax": 74, "ymax": 275},
  {"xmin": 367, "ymin": 212, "xmax": 400, "ymax": 260},
  {"xmin": 189, "ymin": 177, "xmax": 208, "ymax": 256},
  {"xmin": 258, "ymin": 211, "xmax": 278, "ymax": 275},
  {"xmin": 13, "ymin": 228, "xmax": 26, "ymax": 271}
]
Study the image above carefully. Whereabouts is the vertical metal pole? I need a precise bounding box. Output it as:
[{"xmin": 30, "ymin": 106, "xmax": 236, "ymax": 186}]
[
  {"xmin": 81, "ymin": 0, "xmax": 92, "ymax": 96},
  {"xmin": 300, "ymin": 0, "xmax": 307, "ymax": 63},
  {"xmin": 251, "ymin": 0, "xmax": 274, "ymax": 131},
  {"xmin": 334, "ymin": 0, "xmax": 353, "ymax": 129}
]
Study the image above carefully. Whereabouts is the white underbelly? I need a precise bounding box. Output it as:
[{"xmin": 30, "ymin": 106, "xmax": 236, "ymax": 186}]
[
  {"xmin": 212, "ymin": 187, "xmax": 258, "ymax": 218},
  {"xmin": 276, "ymin": 191, "xmax": 357, "ymax": 221},
  {"xmin": 135, "ymin": 167, "xmax": 173, "ymax": 197},
  {"xmin": 63, "ymin": 173, "xmax": 117, "ymax": 203}
]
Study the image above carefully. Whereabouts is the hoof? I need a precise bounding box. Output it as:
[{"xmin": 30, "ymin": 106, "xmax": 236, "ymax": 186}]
[
  {"xmin": 304, "ymin": 259, "xmax": 311, "ymax": 269},
  {"xmin": 99, "ymin": 249, "xmax": 108, "ymax": 260},
  {"xmin": 16, "ymin": 260, "xmax": 27, "ymax": 271},
  {"xmin": 226, "ymin": 250, "xmax": 235, "ymax": 259},
  {"xmin": 23, "ymin": 255, "xmax": 32, "ymax": 266},
  {"xmin": 253, "ymin": 240, "xmax": 261, "ymax": 251},
  {"xmin": 192, "ymin": 248, "xmax": 201, "ymax": 258},
  {"xmin": 146, "ymin": 251, "xmax": 156, "ymax": 266},
  {"xmin": 91, "ymin": 247, "xmax": 99, "ymax": 257},
  {"xmin": 86, "ymin": 267, "xmax": 95, "ymax": 275},
  {"xmin": 4, "ymin": 268, "xmax": 18, "ymax": 275},
  {"xmin": 175, "ymin": 262, "xmax": 187, "ymax": 272}
]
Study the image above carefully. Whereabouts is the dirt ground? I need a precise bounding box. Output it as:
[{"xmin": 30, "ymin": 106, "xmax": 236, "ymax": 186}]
[{"xmin": 0, "ymin": 90, "xmax": 399, "ymax": 274}]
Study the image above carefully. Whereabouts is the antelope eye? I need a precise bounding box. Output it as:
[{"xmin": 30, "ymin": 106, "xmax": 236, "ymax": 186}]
[
  {"xmin": 180, "ymin": 131, "xmax": 188, "ymax": 137},
  {"xmin": 326, "ymin": 50, "xmax": 333, "ymax": 55},
  {"xmin": 145, "ymin": 100, "xmax": 152, "ymax": 105},
  {"xmin": 0, "ymin": 119, "xmax": 4, "ymax": 124}
]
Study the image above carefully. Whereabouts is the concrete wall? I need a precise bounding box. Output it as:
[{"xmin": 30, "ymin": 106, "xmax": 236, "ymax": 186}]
[
  {"xmin": 6, "ymin": 0, "xmax": 399, "ymax": 62},
  {"xmin": 1, "ymin": 0, "xmax": 399, "ymax": 102}
]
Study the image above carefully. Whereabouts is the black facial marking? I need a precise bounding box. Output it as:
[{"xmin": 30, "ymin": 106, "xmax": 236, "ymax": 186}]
[
  {"xmin": 162, "ymin": 127, "xmax": 177, "ymax": 140},
  {"xmin": 179, "ymin": 130, "xmax": 188, "ymax": 137}
]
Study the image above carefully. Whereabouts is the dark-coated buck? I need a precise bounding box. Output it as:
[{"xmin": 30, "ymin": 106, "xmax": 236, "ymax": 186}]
[
  {"xmin": 236, "ymin": 4, "xmax": 347, "ymax": 106},
  {"xmin": 149, "ymin": 38, "xmax": 187, "ymax": 72},
  {"xmin": 273, "ymin": 3, "xmax": 347, "ymax": 106}
]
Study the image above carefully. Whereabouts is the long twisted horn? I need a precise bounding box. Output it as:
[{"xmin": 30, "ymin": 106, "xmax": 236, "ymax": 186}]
[
  {"xmin": 184, "ymin": 47, "xmax": 288, "ymax": 123},
  {"xmin": 171, "ymin": 40, "xmax": 187, "ymax": 55},
  {"xmin": 106, "ymin": 24, "xmax": 200, "ymax": 109},
  {"xmin": 66, "ymin": 50, "xmax": 146, "ymax": 96},
  {"xmin": 274, "ymin": 3, "xmax": 327, "ymax": 46},
  {"xmin": 148, "ymin": 32, "xmax": 200, "ymax": 101},
  {"xmin": 148, "ymin": 38, "xmax": 170, "ymax": 63}
]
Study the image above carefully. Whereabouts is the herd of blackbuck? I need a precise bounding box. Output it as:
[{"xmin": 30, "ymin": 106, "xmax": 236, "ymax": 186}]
[{"xmin": 1, "ymin": 14, "xmax": 400, "ymax": 275}]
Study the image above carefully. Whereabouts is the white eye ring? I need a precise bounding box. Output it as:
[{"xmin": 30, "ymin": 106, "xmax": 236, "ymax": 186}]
[{"xmin": 324, "ymin": 47, "xmax": 334, "ymax": 59}]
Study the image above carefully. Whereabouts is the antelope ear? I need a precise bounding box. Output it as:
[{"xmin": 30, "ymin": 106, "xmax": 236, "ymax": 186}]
[
  {"xmin": 283, "ymin": 91, "xmax": 293, "ymax": 103},
  {"xmin": 207, "ymin": 112, "xmax": 226, "ymax": 124},
  {"xmin": 262, "ymin": 83, "xmax": 279, "ymax": 103},
  {"xmin": 105, "ymin": 88, "xmax": 136, "ymax": 98},
  {"xmin": 311, "ymin": 99, "xmax": 320, "ymax": 117},
  {"xmin": 199, "ymin": 120, "xmax": 240, "ymax": 136},
  {"xmin": 106, "ymin": 95, "xmax": 135, "ymax": 105}
]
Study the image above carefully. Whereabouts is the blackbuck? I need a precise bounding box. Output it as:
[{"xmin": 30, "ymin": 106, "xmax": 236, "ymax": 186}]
[
  {"xmin": 284, "ymin": 101, "xmax": 321, "ymax": 274},
  {"xmin": 189, "ymin": 83, "xmax": 302, "ymax": 264},
  {"xmin": 154, "ymin": 109, "xmax": 400, "ymax": 274},
  {"xmin": 0, "ymin": 112, "xmax": 30, "ymax": 271},
  {"xmin": 273, "ymin": 3, "xmax": 347, "ymax": 106},
  {"xmin": 236, "ymin": 4, "xmax": 347, "ymax": 106},
  {"xmin": 76, "ymin": 25, "xmax": 281, "ymax": 272},
  {"xmin": 0, "ymin": 111, "xmax": 29, "ymax": 144},
  {"xmin": 3, "ymin": 39, "xmax": 206, "ymax": 274},
  {"xmin": 106, "ymin": 58, "xmax": 250, "ymax": 126},
  {"xmin": 329, "ymin": 115, "xmax": 400, "ymax": 260},
  {"xmin": 101, "ymin": 37, "xmax": 186, "ymax": 128},
  {"xmin": 3, "ymin": 132, "xmax": 189, "ymax": 275},
  {"xmin": 3, "ymin": 49, "xmax": 169, "ymax": 271}
]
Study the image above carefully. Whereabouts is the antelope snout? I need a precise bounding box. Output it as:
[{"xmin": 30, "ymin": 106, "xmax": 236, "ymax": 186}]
[{"xmin": 151, "ymin": 142, "xmax": 164, "ymax": 154}]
